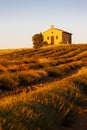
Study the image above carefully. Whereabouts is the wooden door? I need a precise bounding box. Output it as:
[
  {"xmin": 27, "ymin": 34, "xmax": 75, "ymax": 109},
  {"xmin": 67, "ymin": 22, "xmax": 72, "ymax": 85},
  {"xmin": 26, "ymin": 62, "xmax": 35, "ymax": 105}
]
[{"xmin": 51, "ymin": 36, "xmax": 54, "ymax": 45}]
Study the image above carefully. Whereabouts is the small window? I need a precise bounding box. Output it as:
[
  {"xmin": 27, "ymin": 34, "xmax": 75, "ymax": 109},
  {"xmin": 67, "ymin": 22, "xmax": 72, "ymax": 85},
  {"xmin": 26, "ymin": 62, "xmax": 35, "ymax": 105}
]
[
  {"xmin": 47, "ymin": 36, "xmax": 49, "ymax": 40},
  {"xmin": 56, "ymin": 36, "xmax": 58, "ymax": 39}
]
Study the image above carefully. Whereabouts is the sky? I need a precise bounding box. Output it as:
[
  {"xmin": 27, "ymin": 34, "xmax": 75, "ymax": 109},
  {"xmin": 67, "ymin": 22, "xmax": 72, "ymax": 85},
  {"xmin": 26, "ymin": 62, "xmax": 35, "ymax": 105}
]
[{"xmin": 0, "ymin": 0, "xmax": 87, "ymax": 49}]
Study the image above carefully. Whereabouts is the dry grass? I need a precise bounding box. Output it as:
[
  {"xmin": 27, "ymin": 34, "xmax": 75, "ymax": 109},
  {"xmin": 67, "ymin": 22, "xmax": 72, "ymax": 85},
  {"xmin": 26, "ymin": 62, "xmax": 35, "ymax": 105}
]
[
  {"xmin": 0, "ymin": 66, "xmax": 87, "ymax": 129},
  {"xmin": 0, "ymin": 44, "xmax": 87, "ymax": 129}
]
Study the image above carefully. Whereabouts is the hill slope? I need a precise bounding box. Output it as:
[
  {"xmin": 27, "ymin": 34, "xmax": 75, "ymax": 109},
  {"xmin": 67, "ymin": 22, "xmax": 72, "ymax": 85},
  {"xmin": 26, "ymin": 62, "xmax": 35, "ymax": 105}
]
[{"xmin": 0, "ymin": 44, "xmax": 87, "ymax": 130}]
